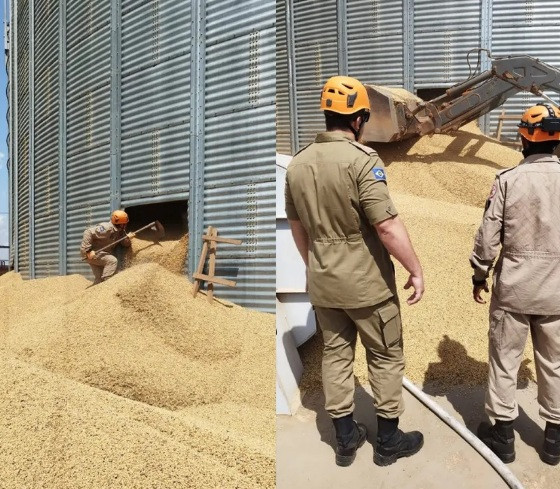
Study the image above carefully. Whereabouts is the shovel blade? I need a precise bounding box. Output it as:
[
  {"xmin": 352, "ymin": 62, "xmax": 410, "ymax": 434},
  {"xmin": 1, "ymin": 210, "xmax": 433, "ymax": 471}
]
[{"xmin": 153, "ymin": 220, "xmax": 165, "ymax": 239}]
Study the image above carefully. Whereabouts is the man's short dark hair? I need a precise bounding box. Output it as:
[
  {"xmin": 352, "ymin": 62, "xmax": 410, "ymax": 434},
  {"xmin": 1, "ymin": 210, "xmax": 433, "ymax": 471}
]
[
  {"xmin": 523, "ymin": 138, "xmax": 560, "ymax": 156},
  {"xmin": 324, "ymin": 110, "xmax": 361, "ymax": 131}
]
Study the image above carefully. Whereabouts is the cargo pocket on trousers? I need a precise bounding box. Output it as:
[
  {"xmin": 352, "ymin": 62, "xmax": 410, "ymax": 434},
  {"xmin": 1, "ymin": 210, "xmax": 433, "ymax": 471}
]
[
  {"xmin": 378, "ymin": 301, "xmax": 402, "ymax": 348},
  {"xmin": 489, "ymin": 309, "xmax": 505, "ymax": 350}
]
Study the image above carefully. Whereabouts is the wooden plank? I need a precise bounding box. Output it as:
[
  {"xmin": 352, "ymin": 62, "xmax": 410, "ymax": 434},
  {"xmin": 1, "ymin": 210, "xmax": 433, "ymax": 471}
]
[
  {"xmin": 192, "ymin": 226, "xmax": 212, "ymax": 297},
  {"xmin": 496, "ymin": 109, "xmax": 505, "ymax": 140},
  {"xmin": 202, "ymin": 235, "xmax": 242, "ymax": 245},
  {"xmin": 207, "ymin": 228, "xmax": 217, "ymax": 304},
  {"xmin": 192, "ymin": 273, "xmax": 236, "ymax": 288}
]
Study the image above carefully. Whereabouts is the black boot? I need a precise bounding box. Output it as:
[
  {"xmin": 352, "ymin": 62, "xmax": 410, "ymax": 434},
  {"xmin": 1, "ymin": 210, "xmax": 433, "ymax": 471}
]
[
  {"xmin": 541, "ymin": 421, "xmax": 560, "ymax": 465},
  {"xmin": 374, "ymin": 416, "xmax": 424, "ymax": 466},
  {"xmin": 332, "ymin": 414, "xmax": 367, "ymax": 467},
  {"xmin": 477, "ymin": 420, "xmax": 515, "ymax": 463}
]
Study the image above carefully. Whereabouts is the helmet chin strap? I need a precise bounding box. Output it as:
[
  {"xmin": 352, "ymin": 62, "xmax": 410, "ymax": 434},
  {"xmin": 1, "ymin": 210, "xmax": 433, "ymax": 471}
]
[{"xmin": 348, "ymin": 117, "xmax": 365, "ymax": 141}]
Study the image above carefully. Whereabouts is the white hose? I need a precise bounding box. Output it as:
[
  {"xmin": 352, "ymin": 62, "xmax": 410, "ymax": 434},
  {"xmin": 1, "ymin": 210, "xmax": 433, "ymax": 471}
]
[{"xmin": 402, "ymin": 377, "xmax": 525, "ymax": 489}]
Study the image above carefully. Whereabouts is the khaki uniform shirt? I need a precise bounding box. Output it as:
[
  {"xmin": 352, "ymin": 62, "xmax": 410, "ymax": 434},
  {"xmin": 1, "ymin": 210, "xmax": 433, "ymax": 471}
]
[
  {"xmin": 470, "ymin": 154, "xmax": 560, "ymax": 315},
  {"xmin": 80, "ymin": 222, "xmax": 129, "ymax": 258},
  {"xmin": 285, "ymin": 131, "xmax": 398, "ymax": 308}
]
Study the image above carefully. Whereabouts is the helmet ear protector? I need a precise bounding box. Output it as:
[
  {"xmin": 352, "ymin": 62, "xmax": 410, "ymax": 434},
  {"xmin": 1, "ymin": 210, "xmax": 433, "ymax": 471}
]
[
  {"xmin": 518, "ymin": 103, "xmax": 560, "ymax": 141},
  {"xmin": 538, "ymin": 117, "xmax": 560, "ymax": 134}
]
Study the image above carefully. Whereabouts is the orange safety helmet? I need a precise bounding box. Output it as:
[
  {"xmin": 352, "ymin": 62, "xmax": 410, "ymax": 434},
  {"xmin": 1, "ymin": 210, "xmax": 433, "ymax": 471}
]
[
  {"xmin": 111, "ymin": 210, "xmax": 129, "ymax": 225},
  {"xmin": 320, "ymin": 76, "xmax": 370, "ymax": 116},
  {"xmin": 518, "ymin": 103, "xmax": 560, "ymax": 142}
]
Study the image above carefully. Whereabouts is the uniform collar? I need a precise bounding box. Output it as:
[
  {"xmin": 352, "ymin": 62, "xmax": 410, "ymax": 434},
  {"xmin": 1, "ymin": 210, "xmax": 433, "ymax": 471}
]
[
  {"xmin": 315, "ymin": 131, "xmax": 356, "ymax": 143},
  {"xmin": 522, "ymin": 153, "xmax": 560, "ymax": 165}
]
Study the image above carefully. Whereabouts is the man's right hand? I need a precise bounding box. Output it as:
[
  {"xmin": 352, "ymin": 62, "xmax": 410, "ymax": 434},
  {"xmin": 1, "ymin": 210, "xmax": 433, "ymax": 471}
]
[
  {"xmin": 86, "ymin": 250, "xmax": 96, "ymax": 260},
  {"xmin": 404, "ymin": 274, "xmax": 424, "ymax": 305}
]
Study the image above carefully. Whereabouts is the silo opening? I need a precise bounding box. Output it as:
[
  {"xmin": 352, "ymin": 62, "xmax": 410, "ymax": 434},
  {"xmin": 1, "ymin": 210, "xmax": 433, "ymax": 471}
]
[
  {"xmin": 121, "ymin": 200, "xmax": 189, "ymax": 274},
  {"xmin": 416, "ymin": 87, "xmax": 447, "ymax": 102}
]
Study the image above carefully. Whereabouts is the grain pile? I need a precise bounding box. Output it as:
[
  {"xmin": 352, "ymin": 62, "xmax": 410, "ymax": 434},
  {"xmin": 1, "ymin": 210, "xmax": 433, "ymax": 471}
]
[
  {"xmin": 300, "ymin": 123, "xmax": 537, "ymax": 391},
  {"xmin": 125, "ymin": 234, "xmax": 189, "ymax": 274},
  {"xmin": 0, "ymin": 259, "xmax": 274, "ymax": 487}
]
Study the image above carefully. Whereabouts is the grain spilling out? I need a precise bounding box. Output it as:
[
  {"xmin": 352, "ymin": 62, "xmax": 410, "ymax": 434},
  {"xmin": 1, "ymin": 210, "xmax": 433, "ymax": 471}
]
[
  {"xmin": 299, "ymin": 124, "xmax": 536, "ymax": 392},
  {"xmin": 0, "ymin": 236, "xmax": 275, "ymax": 489}
]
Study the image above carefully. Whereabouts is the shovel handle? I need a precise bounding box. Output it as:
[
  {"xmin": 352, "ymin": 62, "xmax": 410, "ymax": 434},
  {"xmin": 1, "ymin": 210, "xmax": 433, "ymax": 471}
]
[{"xmin": 81, "ymin": 221, "xmax": 159, "ymax": 260}]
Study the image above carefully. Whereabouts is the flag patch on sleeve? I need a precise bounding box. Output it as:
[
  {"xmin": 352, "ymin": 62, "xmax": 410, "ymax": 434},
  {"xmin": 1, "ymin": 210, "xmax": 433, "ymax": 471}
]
[{"xmin": 372, "ymin": 168, "xmax": 386, "ymax": 181}]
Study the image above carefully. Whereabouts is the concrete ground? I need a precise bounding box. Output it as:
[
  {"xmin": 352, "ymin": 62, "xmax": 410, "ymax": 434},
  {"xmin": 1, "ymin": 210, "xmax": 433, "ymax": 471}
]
[{"xmin": 277, "ymin": 382, "xmax": 560, "ymax": 489}]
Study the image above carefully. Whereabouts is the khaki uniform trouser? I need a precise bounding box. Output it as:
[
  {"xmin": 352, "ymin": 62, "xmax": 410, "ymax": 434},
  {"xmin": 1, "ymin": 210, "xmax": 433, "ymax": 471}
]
[
  {"xmin": 315, "ymin": 298, "xmax": 405, "ymax": 419},
  {"xmin": 86, "ymin": 254, "xmax": 118, "ymax": 284},
  {"xmin": 487, "ymin": 300, "xmax": 560, "ymax": 423}
]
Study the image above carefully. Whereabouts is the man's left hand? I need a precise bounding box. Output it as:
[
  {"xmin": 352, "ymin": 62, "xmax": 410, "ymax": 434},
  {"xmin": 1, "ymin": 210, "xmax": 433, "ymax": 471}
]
[{"xmin": 473, "ymin": 282, "xmax": 489, "ymax": 304}]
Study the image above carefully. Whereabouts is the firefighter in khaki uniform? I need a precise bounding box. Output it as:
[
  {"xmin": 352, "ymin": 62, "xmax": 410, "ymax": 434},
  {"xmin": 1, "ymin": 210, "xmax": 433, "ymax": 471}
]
[
  {"xmin": 285, "ymin": 76, "xmax": 425, "ymax": 467},
  {"xmin": 471, "ymin": 103, "xmax": 560, "ymax": 465},
  {"xmin": 80, "ymin": 210, "xmax": 135, "ymax": 285}
]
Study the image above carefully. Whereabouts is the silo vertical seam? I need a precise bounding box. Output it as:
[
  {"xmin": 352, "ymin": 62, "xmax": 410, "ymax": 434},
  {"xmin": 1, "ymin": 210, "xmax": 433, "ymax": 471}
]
[
  {"xmin": 29, "ymin": 0, "xmax": 34, "ymax": 277},
  {"xmin": 336, "ymin": 0, "xmax": 348, "ymax": 76},
  {"xmin": 110, "ymin": 0, "xmax": 122, "ymax": 211},
  {"xmin": 12, "ymin": 0, "xmax": 18, "ymax": 271},
  {"xmin": 285, "ymin": 0, "xmax": 298, "ymax": 154},
  {"xmin": 7, "ymin": 0, "xmax": 12, "ymax": 266},
  {"xmin": 480, "ymin": 0, "xmax": 492, "ymax": 135},
  {"xmin": 187, "ymin": 0, "xmax": 206, "ymax": 279},
  {"xmin": 403, "ymin": 0, "xmax": 414, "ymax": 92},
  {"xmin": 58, "ymin": 0, "xmax": 66, "ymax": 274}
]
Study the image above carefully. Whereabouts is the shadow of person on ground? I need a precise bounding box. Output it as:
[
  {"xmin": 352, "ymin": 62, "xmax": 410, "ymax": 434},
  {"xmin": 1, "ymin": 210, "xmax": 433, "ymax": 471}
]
[
  {"xmin": 298, "ymin": 326, "xmax": 379, "ymax": 453},
  {"xmin": 423, "ymin": 334, "xmax": 541, "ymax": 451},
  {"xmin": 300, "ymin": 380, "xmax": 379, "ymax": 454}
]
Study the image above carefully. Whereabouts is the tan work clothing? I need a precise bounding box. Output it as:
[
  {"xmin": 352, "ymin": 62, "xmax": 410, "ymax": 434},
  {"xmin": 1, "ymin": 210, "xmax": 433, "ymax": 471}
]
[
  {"xmin": 471, "ymin": 154, "xmax": 560, "ymax": 315},
  {"xmin": 88, "ymin": 254, "xmax": 118, "ymax": 284},
  {"xmin": 470, "ymin": 153, "xmax": 560, "ymax": 422},
  {"xmin": 316, "ymin": 298, "xmax": 405, "ymax": 419},
  {"xmin": 285, "ymin": 131, "xmax": 404, "ymax": 419},
  {"xmin": 486, "ymin": 299, "xmax": 560, "ymax": 423},
  {"xmin": 285, "ymin": 131, "xmax": 398, "ymax": 309},
  {"xmin": 80, "ymin": 221, "xmax": 130, "ymax": 283}
]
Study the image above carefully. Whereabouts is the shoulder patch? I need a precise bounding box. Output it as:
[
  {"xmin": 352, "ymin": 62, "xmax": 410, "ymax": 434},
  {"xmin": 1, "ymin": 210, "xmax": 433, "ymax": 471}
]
[
  {"xmin": 96, "ymin": 225, "xmax": 105, "ymax": 233},
  {"xmin": 348, "ymin": 140, "xmax": 377, "ymax": 155},
  {"xmin": 371, "ymin": 167, "xmax": 386, "ymax": 182}
]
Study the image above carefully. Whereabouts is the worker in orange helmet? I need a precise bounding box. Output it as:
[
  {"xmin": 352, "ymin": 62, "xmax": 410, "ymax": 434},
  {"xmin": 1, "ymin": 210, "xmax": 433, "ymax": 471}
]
[
  {"xmin": 471, "ymin": 103, "xmax": 560, "ymax": 465},
  {"xmin": 80, "ymin": 210, "xmax": 136, "ymax": 285},
  {"xmin": 286, "ymin": 75, "xmax": 424, "ymax": 467}
]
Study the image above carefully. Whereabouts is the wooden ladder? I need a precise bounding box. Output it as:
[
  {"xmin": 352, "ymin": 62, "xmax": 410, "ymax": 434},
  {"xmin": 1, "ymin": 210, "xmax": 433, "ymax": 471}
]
[{"xmin": 192, "ymin": 226, "xmax": 242, "ymax": 303}]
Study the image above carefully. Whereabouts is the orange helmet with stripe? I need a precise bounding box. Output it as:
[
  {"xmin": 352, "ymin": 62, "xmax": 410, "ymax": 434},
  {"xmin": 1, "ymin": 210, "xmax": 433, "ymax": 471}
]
[{"xmin": 518, "ymin": 103, "xmax": 560, "ymax": 142}]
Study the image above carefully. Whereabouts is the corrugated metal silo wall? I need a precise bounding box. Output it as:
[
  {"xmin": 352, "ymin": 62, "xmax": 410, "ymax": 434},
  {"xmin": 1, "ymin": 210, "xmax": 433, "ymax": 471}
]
[
  {"xmin": 293, "ymin": 0, "xmax": 338, "ymax": 148},
  {"xmin": 413, "ymin": 0, "xmax": 482, "ymax": 88},
  {"xmin": 9, "ymin": 0, "xmax": 275, "ymax": 312},
  {"xmin": 346, "ymin": 1, "xmax": 404, "ymax": 86},
  {"xmin": 16, "ymin": 0, "xmax": 29, "ymax": 278},
  {"xmin": 202, "ymin": 0, "xmax": 276, "ymax": 312},
  {"xmin": 488, "ymin": 0, "xmax": 560, "ymax": 142},
  {"xmin": 65, "ymin": 0, "xmax": 112, "ymax": 275},
  {"xmin": 34, "ymin": 1, "xmax": 60, "ymax": 275},
  {"xmin": 278, "ymin": 0, "xmax": 408, "ymax": 152},
  {"xmin": 277, "ymin": 0, "xmax": 560, "ymax": 151},
  {"xmin": 120, "ymin": 0, "xmax": 191, "ymax": 205},
  {"xmin": 276, "ymin": 0, "xmax": 291, "ymax": 154}
]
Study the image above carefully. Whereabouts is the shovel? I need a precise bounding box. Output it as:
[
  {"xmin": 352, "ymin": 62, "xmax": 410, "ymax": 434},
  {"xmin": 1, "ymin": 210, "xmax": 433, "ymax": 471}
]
[{"xmin": 82, "ymin": 220, "xmax": 165, "ymax": 260}]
